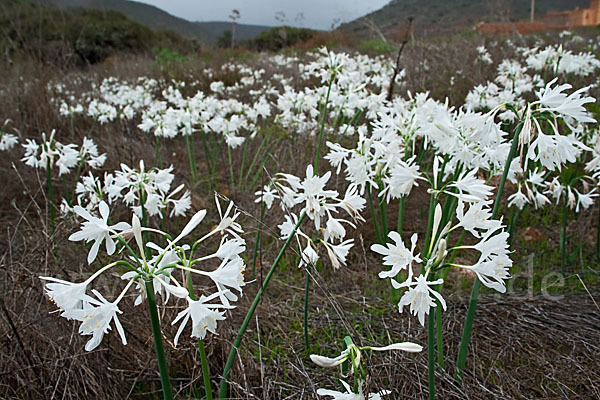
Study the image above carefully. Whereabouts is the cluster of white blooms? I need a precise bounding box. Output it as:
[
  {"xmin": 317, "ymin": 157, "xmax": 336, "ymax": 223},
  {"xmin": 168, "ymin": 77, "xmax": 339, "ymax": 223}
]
[
  {"xmin": 373, "ymin": 159, "xmax": 511, "ymax": 325},
  {"xmin": 65, "ymin": 160, "xmax": 191, "ymax": 219},
  {"xmin": 465, "ymin": 58, "xmax": 542, "ymax": 120},
  {"xmin": 263, "ymin": 165, "xmax": 366, "ymax": 271},
  {"xmin": 138, "ymin": 84, "xmax": 271, "ymax": 147},
  {"xmin": 56, "ymin": 77, "xmax": 159, "ymax": 123},
  {"xmin": 0, "ymin": 119, "xmax": 19, "ymax": 151},
  {"xmin": 42, "ymin": 196, "xmax": 246, "ymax": 351},
  {"xmin": 476, "ymin": 45, "xmax": 493, "ymax": 65},
  {"xmin": 525, "ymin": 44, "xmax": 600, "ymax": 77},
  {"xmin": 326, "ymin": 92, "xmax": 517, "ymax": 204},
  {"xmin": 21, "ymin": 130, "xmax": 106, "ymax": 175}
]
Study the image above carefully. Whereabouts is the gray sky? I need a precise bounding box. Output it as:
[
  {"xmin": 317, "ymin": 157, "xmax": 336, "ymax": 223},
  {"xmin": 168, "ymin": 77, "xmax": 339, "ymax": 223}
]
[{"xmin": 136, "ymin": 0, "xmax": 390, "ymax": 30}]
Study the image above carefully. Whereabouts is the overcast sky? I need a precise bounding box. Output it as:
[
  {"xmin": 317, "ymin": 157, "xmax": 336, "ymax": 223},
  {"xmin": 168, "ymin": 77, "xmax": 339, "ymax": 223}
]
[{"xmin": 135, "ymin": 0, "xmax": 391, "ymax": 30}]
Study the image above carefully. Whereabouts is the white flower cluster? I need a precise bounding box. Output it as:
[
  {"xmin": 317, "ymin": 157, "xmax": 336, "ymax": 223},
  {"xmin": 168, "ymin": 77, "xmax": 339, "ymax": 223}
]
[
  {"xmin": 373, "ymin": 163, "xmax": 511, "ymax": 326},
  {"xmin": 65, "ymin": 160, "xmax": 191, "ymax": 219},
  {"xmin": 265, "ymin": 165, "xmax": 366, "ymax": 271},
  {"xmin": 42, "ymin": 196, "xmax": 246, "ymax": 351},
  {"xmin": 0, "ymin": 119, "xmax": 19, "ymax": 151},
  {"xmin": 21, "ymin": 130, "xmax": 106, "ymax": 175}
]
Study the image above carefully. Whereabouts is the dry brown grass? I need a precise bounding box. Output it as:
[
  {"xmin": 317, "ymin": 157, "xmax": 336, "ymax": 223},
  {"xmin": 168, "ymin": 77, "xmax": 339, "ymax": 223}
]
[{"xmin": 1, "ymin": 33, "xmax": 599, "ymax": 399}]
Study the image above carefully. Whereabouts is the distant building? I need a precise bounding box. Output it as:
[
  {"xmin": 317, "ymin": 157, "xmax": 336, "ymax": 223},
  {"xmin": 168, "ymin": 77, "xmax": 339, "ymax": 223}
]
[{"xmin": 476, "ymin": 0, "xmax": 600, "ymax": 35}]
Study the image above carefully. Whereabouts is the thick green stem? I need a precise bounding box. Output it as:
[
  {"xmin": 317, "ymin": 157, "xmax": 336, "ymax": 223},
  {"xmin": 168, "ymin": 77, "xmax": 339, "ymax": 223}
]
[
  {"xmin": 428, "ymin": 305, "xmax": 436, "ymax": 400},
  {"xmin": 313, "ymin": 73, "xmax": 335, "ymax": 172},
  {"xmin": 455, "ymin": 122, "xmax": 521, "ymax": 382},
  {"xmin": 303, "ymin": 266, "xmax": 311, "ymax": 351},
  {"xmin": 397, "ymin": 197, "xmax": 406, "ymax": 236},
  {"xmin": 145, "ymin": 280, "xmax": 174, "ymax": 400},
  {"xmin": 185, "ymin": 135, "xmax": 197, "ymax": 182},
  {"xmin": 251, "ymin": 201, "xmax": 267, "ymax": 279},
  {"xmin": 218, "ymin": 212, "xmax": 306, "ymax": 398},
  {"xmin": 198, "ymin": 339, "xmax": 213, "ymax": 400},
  {"xmin": 366, "ymin": 183, "xmax": 383, "ymax": 244}
]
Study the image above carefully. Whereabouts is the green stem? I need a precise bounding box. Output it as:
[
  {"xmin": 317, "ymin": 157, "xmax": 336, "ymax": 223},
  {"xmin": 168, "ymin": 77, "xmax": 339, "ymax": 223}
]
[
  {"xmin": 366, "ymin": 183, "xmax": 383, "ymax": 244},
  {"xmin": 198, "ymin": 339, "xmax": 213, "ymax": 400},
  {"xmin": 218, "ymin": 212, "xmax": 307, "ymax": 398},
  {"xmin": 201, "ymin": 132, "xmax": 214, "ymax": 187},
  {"xmin": 378, "ymin": 186, "xmax": 389, "ymax": 239},
  {"xmin": 243, "ymin": 135, "xmax": 269, "ymax": 187},
  {"xmin": 597, "ymin": 203, "xmax": 600, "ymax": 262},
  {"xmin": 313, "ymin": 73, "xmax": 335, "ymax": 172},
  {"xmin": 422, "ymin": 193, "xmax": 437, "ymax": 256},
  {"xmin": 507, "ymin": 207, "xmax": 522, "ymax": 247},
  {"xmin": 186, "ymin": 272, "xmax": 213, "ymax": 400},
  {"xmin": 227, "ymin": 146, "xmax": 235, "ymax": 187},
  {"xmin": 154, "ymin": 136, "xmax": 161, "ymax": 168},
  {"xmin": 238, "ymin": 138, "xmax": 248, "ymax": 187},
  {"xmin": 69, "ymin": 159, "xmax": 85, "ymax": 205},
  {"xmin": 185, "ymin": 135, "xmax": 197, "ymax": 182},
  {"xmin": 455, "ymin": 122, "xmax": 521, "ymax": 382},
  {"xmin": 46, "ymin": 159, "xmax": 55, "ymax": 230},
  {"xmin": 251, "ymin": 201, "xmax": 267, "ymax": 279},
  {"xmin": 397, "ymin": 197, "xmax": 406, "ymax": 236},
  {"xmin": 560, "ymin": 202, "xmax": 568, "ymax": 276},
  {"xmin": 303, "ymin": 265, "xmax": 311, "ymax": 351},
  {"xmin": 145, "ymin": 279, "xmax": 174, "ymax": 400},
  {"xmin": 435, "ymin": 301, "xmax": 444, "ymax": 368},
  {"xmin": 428, "ymin": 304, "xmax": 436, "ymax": 400}
]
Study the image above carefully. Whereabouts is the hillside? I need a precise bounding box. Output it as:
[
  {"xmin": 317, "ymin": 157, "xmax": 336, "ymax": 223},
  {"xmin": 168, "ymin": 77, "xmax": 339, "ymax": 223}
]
[
  {"xmin": 340, "ymin": 0, "xmax": 590, "ymax": 38},
  {"xmin": 34, "ymin": 0, "xmax": 271, "ymax": 44}
]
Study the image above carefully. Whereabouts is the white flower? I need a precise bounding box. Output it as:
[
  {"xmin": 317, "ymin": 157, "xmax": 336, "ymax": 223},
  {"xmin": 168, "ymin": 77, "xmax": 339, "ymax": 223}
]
[
  {"xmin": 205, "ymin": 256, "xmax": 246, "ymax": 306},
  {"xmin": 40, "ymin": 276, "xmax": 88, "ymax": 318},
  {"xmin": 296, "ymin": 165, "xmax": 338, "ymax": 229},
  {"xmin": 255, "ymin": 185, "xmax": 279, "ymax": 209},
  {"xmin": 323, "ymin": 238, "xmax": 353, "ymax": 270},
  {"xmin": 450, "ymin": 169, "xmax": 494, "ymax": 202},
  {"xmin": 68, "ymin": 201, "xmax": 131, "ymax": 263},
  {"xmin": 536, "ymin": 78, "xmax": 596, "ymax": 124},
  {"xmin": 317, "ymin": 380, "xmax": 390, "ymax": 400},
  {"xmin": 455, "ymin": 200, "xmax": 501, "ymax": 237},
  {"xmin": 63, "ymin": 290, "xmax": 127, "ymax": 352},
  {"xmin": 0, "ymin": 133, "xmax": 18, "ymax": 151},
  {"xmin": 215, "ymin": 195, "xmax": 243, "ymax": 239},
  {"xmin": 371, "ymin": 232, "xmax": 420, "ymax": 281},
  {"xmin": 469, "ymin": 253, "xmax": 512, "ymax": 293},
  {"xmin": 472, "ymin": 227, "xmax": 510, "ymax": 261},
  {"xmin": 397, "ymin": 274, "xmax": 446, "ymax": 326},
  {"xmin": 171, "ymin": 293, "xmax": 230, "ymax": 346}
]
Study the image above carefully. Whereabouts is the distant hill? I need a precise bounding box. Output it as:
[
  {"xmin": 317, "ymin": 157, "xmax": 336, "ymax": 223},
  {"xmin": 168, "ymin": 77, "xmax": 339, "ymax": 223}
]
[
  {"xmin": 34, "ymin": 0, "xmax": 272, "ymax": 44},
  {"xmin": 340, "ymin": 0, "xmax": 590, "ymax": 38}
]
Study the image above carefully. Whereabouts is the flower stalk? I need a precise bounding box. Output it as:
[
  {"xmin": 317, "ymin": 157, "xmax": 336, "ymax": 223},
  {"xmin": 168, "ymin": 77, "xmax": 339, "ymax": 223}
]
[
  {"xmin": 455, "ymin": 122, "xmax": 522, "ymax": 381},
  {"xmin": 218, "ymin": 212, "xmax": 306, "ymax": 398},
  {"xmin": 145, "ymin": 279, "xmax": 174, "ymax": 400}
]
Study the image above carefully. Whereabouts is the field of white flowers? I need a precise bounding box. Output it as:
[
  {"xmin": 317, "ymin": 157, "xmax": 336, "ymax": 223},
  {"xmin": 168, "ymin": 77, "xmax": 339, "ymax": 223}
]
[{"xmin": 1, "ymin": 31, "xmax": 599, "ymax": 399}]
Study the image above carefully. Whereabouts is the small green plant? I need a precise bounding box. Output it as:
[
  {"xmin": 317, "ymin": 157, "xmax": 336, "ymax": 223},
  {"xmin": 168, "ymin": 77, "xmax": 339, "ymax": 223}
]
[{"xmin": 358, "ymin": 39, "xmax": 393, "ymax": 55}]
